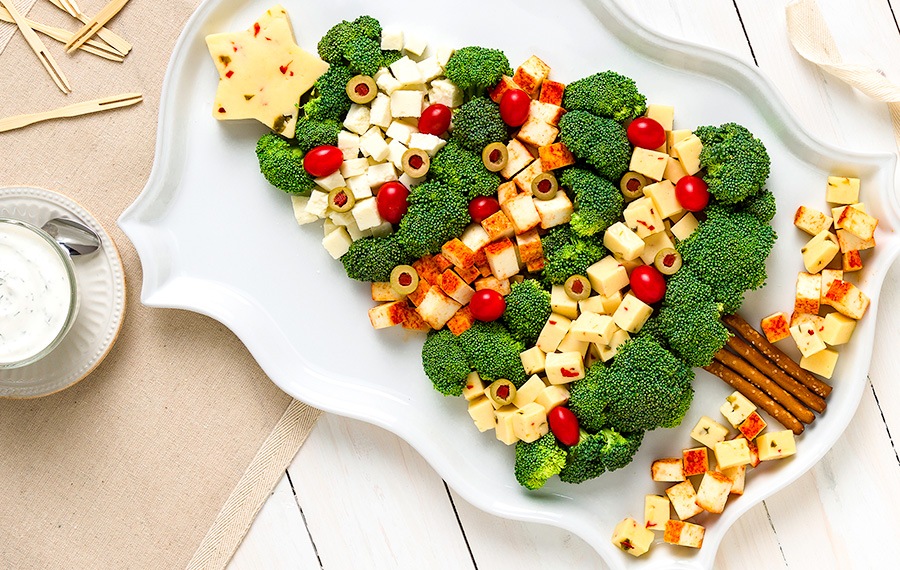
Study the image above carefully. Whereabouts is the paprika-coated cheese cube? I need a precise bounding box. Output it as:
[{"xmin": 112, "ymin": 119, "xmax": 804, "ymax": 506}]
[
  {"xmin": 800, "ymin": 348, "xmax": 839, "ymax": 379},
  {"xmin": 835, "ymin": 205, "xmax": 878, "ymax": 241},
  {"xmin": 645, "ymin": 104, "xmax": 674, "ymax": 131},
  {"xmin": 789, "ymin": 321, "xmax": 827, "ymax": 358},
  {"xmin": 512, "ymin": 375, "xmax": 545, "ymax": 408},
  {"xmin": 666, "ymin": 480, "xmax": 703, "ymax": 520},
  {"xmin": 714, "ymin": 439, "xmax": 752, "ymax": 470},
  {"xmin": 519, "ymin": 346, "xmax": 547, "ymax": 375},
  {"xmin": 612, "ymin": 293, "xmax": 653, "ymax": 333},
  {"xmin": 494, "ymin": 405, "xmax": 519, "ymax": 445},
  {"xmin": 604, "ymin": 222, "xmax": 645, "ymax": 261},
  {"xmin": 825, "ymin": 176, "xmax": 860, "ymax": 204},
  {"xmin": 611, "ymin": 517, "xmax": 655, "ymax": 557},
  {"xmin": 757, "ymin": 430, "xmax": 797, "ymax": 461},
  {"xmin": 496, "ymin": 180, "xmax": 519, "ymax": 205},
  {"xmin": 416, "ymin": 287, "xmax": 462, "ymax": 329},
  {"xmin": 406, "ymin": 279, "xmax": 431, "ymax": 307},
  {"xmin": 441, "ymin": 238, "xmax": 476, "ymax": 269},
  {"xmin": 720, "ymin": 391, "xmax": 757, "ymax": 428},
  {"xmin": 820, "ymin": 269, "xmax": 844, "ymax": 304},
  {"xmin": 512, "ymin": 402, "xmax": 549, "ymax": 442},
  {"xmin": 371, "ymin": 282, "xmax": 405, "ymax": 302},
  {"xmin": 696, "ymin": 470, "xmax": 733, "ymax": 514},
  {"xmin": 793, "ymin": 205, "xmax": 833, "ymax": 236},
  {"xmin": 794, "ymin": 271, "xmax": 821, "ymax": 315},
  {"xmin": 528, "ymin": 99, "xmax": 566, "ymax": 126},
  {"xmin": 824, "ymin": 280, "xmax": 869, "ymax": 319},
  {"xmin": 821, "ymin": 312, "xmax": 856, "ymax": 345},
  {"xmin": 440, "ymin": 269, "xmax": 475, "ymax": 305},
  {"xmin": 488, "ymin": 75, "xmax": 521, "ymax": 103},
  {"xmin": 760, "ymin": 312, "xmax": 791, "ymax": 343},
  {"xmin": 484, "ymin": 238, "xmax": 520, "ymax": 280},
  {"xmin": 801, "ymin": 230, "xmax": 840, "ymax": 274},
  {"xmin": 664, "ymin": 520, "xmax": 705, "ymax": 548},
  {"xmin": 400, "ymin": 307, "xmax": 430, "ymax": 332},
  {"xmin": 644, "ymin": 494, "xmax": 670, "ymax": 532},
  {"xmin": 629, "ymin": 147, "xmax": 669, "ymax": 181},
  {"xmin": 545, "ymin": 351, "xmax": 585, "ymax": 384},
  {"xmin": 474, "ymin": 276, "xmax": 511, "ymax": 296},
  {"xmin": 715, "ymin": 463, "xmax": 746, "ymax": 495},
  {"xmin": 412, "ymin": 255, "xmax": 440, "ymax": 285},
  {"xmin": 499, "ymin": 138, "xmax": 534, "ymax": 179},
  {"xmin": 481, "ymin": 210, "xmax": 516, "ymax": 241},
  {"xmin": 536, "ymin": 313, "xmax": 573, "ymax": 354},
  {"xmin": 842, "ymin": 250, "xmax": 863, "ymax": 272},
  {"xmin": 468, "ymin": 396, "xmax": 496, "ymax": 432},
  {"xmin": 682, "ymin": 447, "xmax": 709, "ymax": 477},
  {"xmin": 513, "ymin": 159, "xmax": 545, "ymax": 195},
  {"xmin": 587, "ymin": 256, "xmax": 630, "ymax": 296},
  {"xmin": 455, "ymin": 264, "xmax": 481, "ymax": 285},
  {"xmin": 671, "ymin": 134, "xmax": 703, "ymax": 175},
  {"xmin": 538, "ymin": 142, "xmax": 576, "ymax": 171},
  {"xmin": 500, "ymin": 193, "xmax": 542, "ymax": 234},
  {"xmin": 538, "ymin": 79, "xmax": 565, "ymax": 105},
  {"xmin": 432, "ymin": 253, "xmax": 454, "ymax": 272},
  {"xmin": 461, "ymin": 372, "xmax": 486, "ymax": 401},
  {"xmin": 533, "ymin": 190, "xmax": 574, "ymax": 229},
  {"xmin": 525, "ymin": 257, "xmax": 545, "ymax": 273},
  {"xmin": 836, "ymin": 228, "xmax": 875, "ymax": 253},
  {"xmin": 690, "ymin": 416, "xmax": 730, "ymax": 449},
  {"xmin": 515, "ymin": 229, "xmax": 543, "ymax": 263},
  {"xmin": 831, "ymin": 202, "xmax": 866, "ymax": 227},
  {"xmin": 512, "ymin": 55, "xmax": 551, "ymax": 97},
  {"xmin": 517, "ymin": 115, "xmax": 559, "ymax": 148},
  {"xmin": 367, "ymin": 300, "xmax": 408, "ymax": 329},
  {"xmin": 738, "ymin": 411, "xmax": 767, "ymax": 441},
  {"xmin": 651, "ymin": 458, "xmax": 685, "ymax": 482},
  {"xmin": 550, "ymin": 284, "xmax": 579, "ymax": 320},
  {"xmin": 534, "ymin": 384, "xmax": 570, "ymax": 412}
]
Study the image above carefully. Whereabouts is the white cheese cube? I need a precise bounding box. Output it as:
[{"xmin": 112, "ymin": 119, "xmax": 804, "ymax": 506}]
[
  {"xmin": 408, "ymin": 132, "xmax": 447, "ymax": 156},
  {"xmin": 390, "ymin": 90, "xmax": 425, "ymax": 118},
  {"xmin": 387, "ymin": 139, "xmax": 408, "ymax": 170},
  {"xmin": 290, "ymin": 196, "xmax": 318, "ymax": 225},
  {"xmin": 612, "ymin": 293, "xmax": 653, "ymax": 333},
  {"xmin": 385, "ymin": 120, "xmax": 418, "ymax": 145},
  {"xmin": 690, "ymin": 416, "xmax": 730, "ymax": 449},
  {"xmin": 629, "ymin": 147, "xmax": 669, "ymax": 181},
  {"xmin": 520, "ymin": 346, "xmax": 547, "ymax": 375},
  {"xmin": 368, "ymin": 93, "xmax": 393, "ymax": 129},
  {"xmin": 366, "ymin": 162, "xmax": 398, "ymax": 189},
  {"xmin": 499, "ymin": 139, "xmax": 534, "ymax": 180},
  {"xmin": 550, "ymin": 284, "xmax": 579, "ymax": 319},
  {"xmin": 720, "ymin": 392, "xmax": 757, "ymax": 428},
  {"xmin": 672, "ymin": 134, "xmax": 703, "ymax": 175},
  {"xmin": 359, "ymin": 127, "xmax": 390, "ymax": 161},
  {"xmin": 322, "ymin": 226, "xmax": 352, "ymax": 259},
  {"xmin": 345, "ymin": 174, "xmax": 373, "ymax": 200},
  {"xmin": 696, "ymin": 471, "xmax": 733, "ymax": 514},
  {"xmin": 417, "ymin": 56, "xmax": 443, "ymax": 83},
  {"xmin": 460, "ymin": 223, "xmax": 491, "ymax": 252},
  {"xmin": 398, "ymin": 172, "xmax": 425, "ymax": 189},
  {"xmin": 484, "ymin": 238, "xmax": 519, "ymax": 280},
  {"xmin": 427, "ymin": 79, "xmax": 463, "ymax": 109},
  {"xmin": 352, "ymin": 197, "xmax": 385, "ymax": 231},
  {"xmin": 343, "ymin": 103, "xmax": 371, "ymax": 135},
  {"xmin": 651, "ymin": 458, "xmax": 685, "ymax": 482},
  {"xmin": 790, "ymin": 322, "xmax": 827, "ymax": 358},
  {"xmin": 380, "ymin": 27, "xmax": 403, "ymax": 51},
  {"xmin": 370, "ymin": 221, "xmax": 393, "ymax": 238},
  {"xmin": 500, "ymin": 194, "xmax": 541, "ymax": 234},
  {"xmin": 603, "ymin": 222, "xmax": 645, "ymax": 261},
  {"xmin": 536, "ymin": 313, "xmax": 572, "ymax": 354},
  {"xmin": 435, "ymin": 46, "xmax": 454, "ymax": 66},
  {"xmin": 570, "ymin": 312, "xmax": 616, "ymax": 345},
  {"xmin": 512, "ymin": 402, "xmax": 549, "ymax": 443},
  {"xmin": 329, "ymin": 210, "xmax": 355, "ymax": 227},
  {"xmin": 374, "ymin": 68, "xmax": 402, "ymax": 95},
  {"xmin": 389, "ymin": 56, "xmax": 423, "ymax": 86},
  {"xmin": 800, "ymin": 348, "xmax": 839, "ymax": 379},
  {"xmin": 314, "ymin": 171, "xmax": 346, "ymax": 192},
  {"xmin": 468, "ymin": 396, "xmax": 496, "ymax": 432},
  {"xmin": 403, "ymin": 34, "xmax": 427, "ymax": 57},
  {"xmin": 323, "ymin": 218, "xmax": 338, "ymax": 236},
  {"xmin": 337, "ymin": 130, "xmax": 361, "ymax": 160},
  {"xmin": 416, "ymin": 287, "xmax": 462, "ymax": 329},
  {"xmin": 340, "ymin": 157, "xmax": 369, "ymax": 179},
  {"xmin": 533, "ymin": 190, "xmax": 573, "ymax": 229},
  {"xmin": 794, "ymin": 271, "xmax": 821, "ymax": 315},
  {"xmin": 345, "ymin": 219, "xmax": 369, "ymax": 241},
  {"xmin": 304, "ymin": 189, "xmax": 329, "ymax": 218}
]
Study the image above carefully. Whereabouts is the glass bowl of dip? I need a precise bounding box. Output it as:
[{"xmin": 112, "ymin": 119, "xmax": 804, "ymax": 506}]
[{"xmin": 0, "ymin": 218, "xmax": 79, "ymax": 369}]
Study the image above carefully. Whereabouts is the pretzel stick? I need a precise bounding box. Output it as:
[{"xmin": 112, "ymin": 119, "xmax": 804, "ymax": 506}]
[
  {"xmin": 714, "ymin": 349, "xmax": 816, "ymax": 424},
  {"xmin": 704, "ymin": 361, "xmax": 804, "ymax": 435},
  {"xmin": 723, "ymin": 313, "xmax": 832, "ymax": 398},
  {"xmin": 725, "ymin": 336, "xmax": 826, "ymax": 413}
]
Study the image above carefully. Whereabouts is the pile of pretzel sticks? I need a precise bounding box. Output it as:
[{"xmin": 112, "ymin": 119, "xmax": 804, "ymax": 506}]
[{"xmin": 704, "ymin": 314, "xmax": 832, "ymax": 435}]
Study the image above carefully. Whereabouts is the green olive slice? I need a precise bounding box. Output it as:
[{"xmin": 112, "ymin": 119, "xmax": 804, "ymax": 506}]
[
  {"xmin": 487, "ymin": 379, "xmax": 516, "ymax": 407},
  {"xmin": 390, "ymin": 265, "xmax": 419, "ymax": 295},
  {"xmin": 481, "ymin": 142, "xmax": 508, "ymax": 172},
  {"xmin": 346, "ymin": 75, "xmax": 377, "ymax": 104},
  {"xmin": 327, "ymin": 187, "xmax": 356, "ymax": 213},
  {"xmin": 620, "ymin": 171, "xmax": 648, "ymax": 200},
  {"xmin": 654, "ymin": 248, "xmax": 682, "ymax": 275},
  {"xmin": 531, "ymin": 172, "xmax": 558, "ymax": 200},
  {"xmin": 564, "ymin": 274, "xmax": 592, "ymax": 301},
  {"xmin": 402, "ymin": 148, "xmax": 430, "ymax": 178}
]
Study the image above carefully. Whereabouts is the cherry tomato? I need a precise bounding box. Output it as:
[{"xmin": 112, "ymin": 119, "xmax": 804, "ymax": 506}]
[
  {"xmin": 418, "ymin": 104, "xmax": 452, "ymax": 135},
  {"xmin": 303, "ymin": 145, "xmax": 343, "ymax": 178},
  {"xmin": 626, "ymin": 117, "xmax": 666, "ymax": 150},
  {"xmin": 675, "ymin": 175, "xmax": 710, "ymax": 212},
  {"xmin": 376, "ymin": 181, "xmax": 409, "ymax": 224},
  {"xmin": 499, "ymin": 89, "xmax": 530, "ymax": 127},
  {"xmin": 469, "ymin": 289, "xmax": 505, "ymax": 322},
  {"xmin": 548, "ymin": 407, "xmax": 580, "ymax": 447},
  {"xmin": 629, "ymin": 265, "xmax": 667, "ymax": 304},
  {"xmin": 468, "ymin": 196, "xmax": 500, "ymax": 222}
]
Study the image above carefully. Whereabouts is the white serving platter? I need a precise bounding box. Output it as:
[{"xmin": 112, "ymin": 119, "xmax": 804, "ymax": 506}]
[{"xmin": 119, "ymin": 0, "xmax": 900, "ymax": 567}]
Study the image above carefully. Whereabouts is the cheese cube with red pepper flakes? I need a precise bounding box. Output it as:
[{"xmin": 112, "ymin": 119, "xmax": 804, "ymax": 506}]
[
  {"xmin": 402, "ymin": 308, "xmax": 432, "ymax": 332},
  {"xmin": 842, "ymin": 250, "xmax": 863, "ymax": 272},
  {"xmin": 513, "ymin": 159, "xmax": 545, "ymax": 195},
  {"xmin": 499, "ymin": 139, "xmax": 534, "ymax": 180},
  {"xmin": 513, "ymin": 55, "xmax": 551, "ymax": 97},
  {"xmin": 629, "ymin": 147, "xmax": 669, "ymax": 181},
  {"xmin": 760, "ymin": 312, "xmax": 791, "ymax": 343},
  {"xmin": 550, "ymin": 285, "xmax": 579, "ymax": 320},
  {"xmin": 416, "ymin": 287, "xmax": 462, "ymax": 330},
  {"xmin": 468, "ymin": 396, "xmax": 497, "ymax": 432},
  {"xmin": 570, "ymin": 312, "xmax": 616, "ymax": 345},
  {"xmin": 789, "ymin": 312, "xmax": 825, "ymax": 336},
  {"xmin": 644, "ymin": 494, "xmax": 670, "ymax": 532},
  {"xmin": 824, "ymin": 280, "xmax": 870, "ymax": 319},
  {"xmin": 461, "ymin": 372, "xmax": 486, "ymax": 401},
  {"xmin": 714, "ymin": 439, "xmax": 752, "ymax": 470},
  {"xmin": 371, "ymin": 282, "xmax": 405, "ymax": 302},
  {"xmin": 682, "ymin": 447, "xmax": 709, "ymax": 477},
  {"xmin": 536, "ymin": 313, "xmax": 573, "ymax": 354},
  {"xmin": 666, "ymin": 481, "xmax": 703, "ymax": 520},
  {"xmin": 611, "ymin": 517, "xmax": 655, "ymax": 557},
  {"xmin": 664, "ymin": 520, "xmax": 705, "ymax": 548},
  {"xmin": 535, "ymin": 384, "xmax": 570, "ymax": 412},
  {"xmin": 533, "ymin": 190, "xmax": 574, "ymax": 229},
  {"xmin": 481, "ymin": 210, "xmax": 516, "ymax": 241},
  {"xmin": 538, "ymin": 142, "xmax": 576, "ymax": 171},
  {"xmin": 604, "ymin": 223, "xmax": 645, "ymax": 261},
  {"xmin": 519, "ymin": 346, "xmax": 547, "ymax": 375},
  {"xmin": 715, "ymin": 463, "xmax": 747, "ymax": 495},
  {"xmin": 441, "ymin": 239, "xmax": 476, "ymax": 269},
  {"xmin": 474, "ymin": 276, "xmax": 511, "ymax": 296},
  {"xmin": 696, "ymin": 470, "xmax": 733, "ymax": 514},
  {"xmin": 623, "ymin": 198, "xmax": 665, "ymax": 238},
  {"xmin": 539, "ymin": 79, "xmax": 565, "ymax": 106},
  {"xmin": 368, "ymin": 300, "xmax": 408, "ymax": 329},
  {"xmin": 501, "ymin": 193, "xmax": 542, "ymax": 234},
  {"xmin": 488, "ymin": 75, "xmax": 522, "ymax": 103},
  {"xmin": 612, "ymin": 293, "xmax": 652, "ymax": 333},
  {"xmin": 794, "ymin": 271, "xmax": 821, "ymax": 315},
  {"xmin": 793, "ymin": 205, "xmax": 833, "ymax": 236},
  {"xmin": 513, "ymin": 402, "xmax": 550, "ymax": 442},
  {"xmin": 651, "ymin": 458, "xmax": 686, "ymax": 482},
  {"xmin": 757, "ymin": 430, "xmax": 797, "ymax": 461},
  {"xmin": 738, "ymin": 411, "xmax": 768, "ymax": 441},
  {"xmin": 836, "ymin": 228, "xmax": 875, "ymax": 253},
  {"xmin": 790, "ymin": 321, "xmax": 827, "ymax": 358},
  {"xmin": 825, "ymin": 176, "xmax": 860, "ymax": 204},
  {"xmin": 484, "ymin": 238, "xmax": 520, "ymax": 280},
  {"xmin": 439, "ymin": 270, "xmax": 475, "ymax": 305},
  {"xmin": 494, "ymin": 406, "xmax": 520, "ymax": 445}
]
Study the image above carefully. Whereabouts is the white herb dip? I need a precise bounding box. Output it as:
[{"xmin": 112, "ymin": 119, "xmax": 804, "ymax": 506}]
[{"xmin": 0, "ymin": 221, "xmax": 74, "ymax": 366}]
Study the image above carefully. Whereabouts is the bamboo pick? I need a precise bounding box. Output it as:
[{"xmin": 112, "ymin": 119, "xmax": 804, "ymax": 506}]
[
  {"xmin": 0, "ymin": 0, "xmax": 71, "ymax": 94},
  {"xmin": 0, "ymin": 93, "xmax": 142, "ymax": 133},
  {"xmin": 0, "ymin": 7, "xmax": 124, "ymax": 62},
  {"xmin": 65, "ymin": 0, "xmax": 130, "ymax": 54},
  {"xmin": 47, "ymin": 0, "xmax": 131, "ymax": 56}
]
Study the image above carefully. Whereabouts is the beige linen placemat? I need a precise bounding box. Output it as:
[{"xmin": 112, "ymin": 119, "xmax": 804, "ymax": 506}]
[{"xmin": 0, "ymin": 1, "xmax": 321, "ymax": 568}]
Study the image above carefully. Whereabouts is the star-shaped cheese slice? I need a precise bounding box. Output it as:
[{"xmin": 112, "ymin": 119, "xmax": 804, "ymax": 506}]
[{"xmin": 205, "ymin": 5, "xmax": 328, "ymax": 138}]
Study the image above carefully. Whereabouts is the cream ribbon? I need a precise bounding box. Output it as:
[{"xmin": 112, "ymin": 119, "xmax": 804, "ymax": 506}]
[{"xmin": 786, "ymin": 0, "xmax": 900, "ymax": 150}]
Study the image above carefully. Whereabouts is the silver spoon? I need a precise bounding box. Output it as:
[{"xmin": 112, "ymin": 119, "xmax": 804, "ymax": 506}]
[{"xmin": 41, "ymin": 217, "xmax": 101, "ymax": 256}]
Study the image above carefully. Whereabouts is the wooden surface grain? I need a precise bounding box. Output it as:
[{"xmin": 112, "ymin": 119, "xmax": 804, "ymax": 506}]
[{"xmin": 230, "ymin": 0, "xmax": 900, "ymax": 567}]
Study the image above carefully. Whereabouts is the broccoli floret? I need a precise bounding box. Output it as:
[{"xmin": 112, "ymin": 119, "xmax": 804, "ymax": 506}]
[
  {"xmin": 558, "ymin": 428, "xmax": 643, "ymax": 484},
  {"xmin": 429, "ymin": 140, "xmax": 501, "ymax": 200},
  {"xmin": 444, "ymin": 46, "xmax": 512, "ymax": 101},
  {"xmin": 562, "ymin": 71, "xmax": 647, "ymax": 122},
  {"xmin": 458, "ymin": 322, "xmax": 527, "ymax": 387},
  {"xmin": 293, "ymin": 117, "xmax": 341, "ymax": 153},
  {"xmin": 559, "ymin": 168, "xmax": 624, "ymax": 237},
  {"xmin": 380, "ymin": 49, "xmax": 403, "ymax": 68},
  {"xmin": 451, "ymin": 97, "xmax": 509, "ymax": 153},
  {"xmin": 514, "ymin": 432, "xmax": 567, "ymax": 490},
  {"xmin": 558, "ymin": 111, "xmax": 631, "ymax": 181},
  {"xmin": 677, "ymin": 207, "xmax": 777, "ymax": 313},
  {"xmin": 395, "ymin": 180, "xmax": 469, "ymax": 259},
  {"xmin": 303, "ymin": 64, "xmax": 354, "ymax": 122},
  {"xmin": 502, "ymin": 279, "xmax": 551, "ymax": 345},
  {"xmin": 340, "ymin": 234, "xmax": 412, "ymax": 283},
  {"xmin": 568, "ymin": 364, "xmax": 609, "ymax": 433},
  {"xmin": 694, "ymin": 123, "xmax": 771, "ymax": 204},
  {"xmin": 735, "ymin": 189, "xmax": 777, "ymax": 222},
  {"xmin": 540, "ymin": 226, "xmax": 607, "ymax": 287},
  {"xmin": 342, "ymin": 35, "xmax": 385, "ymax": 76},
  {"xmin": 255, "ymin": 133, "xmax": 316, "ymax": 195},
  {"xmin": 421, "ymin": 329, "xmax": 471, "ymax": 396},
  {"xmin": 656, "ymin": 267, "xmax": 731, "ymax": 367},
  {"xmin": 317, "ymin": 16, "xmax": 380, "ymax": 65}
]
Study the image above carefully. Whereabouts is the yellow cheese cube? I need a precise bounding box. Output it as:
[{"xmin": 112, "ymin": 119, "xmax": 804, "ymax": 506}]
[
  {"xmin": 639, "ymin": 228, "xmax": 676, "ymax": 266},
  {"xmin": 801, "ymin": 230, "xmax": 840, "ymax": 274},
  {"xmin": 512, "ymin": 402, "xmax": 549, "ymax": 442},
  {"xmin": 662, "ymin": 156, "xmax": 688, "ymax": 184},
  {"xmin": 664, "ymin": 520, "xmax": 705, "ymax": 548},
  {"xmin": 462, "ymin": 372, "xmax": 486, "ymax": 401},
  {"xmin": 578, "ymin": 291, "xmax": 623, "ymax": 315},
  {"xmin": 667, "ymin": 129, "xmax": 692, "ymax": 150},
  {"xmin": 603, "ymin": 222, "xmax": 645, "ymax": 261},
  {"xmin": 644, "ymin": 494, "xmax": 670, "ymax": 532},
  {"xmin": 714, "ymin": 439, "xmax": 752, "ymax": 469},
  {"xmin": 629, "ymin": 147, "xmax": 669, "ymax": 181},
  {"xmin": 570, "ymin": 312, "xmax": 616, "ymax": 345},
  {"xmin": 666, "ymin": 480, "xmax": 703, "ymax": 520},
  {"xmin": 690, "ymin": 416, "xmax": 730, "ymax": 449},
  {"xmin": 519, "ymin": 346, "xmax": 547, "ymax": 375},
  {"xmin": 825, "ymin": 176, "xmax": 860, "ymax": 204},
  {"xmin": 720, "ymin": 391, "xmax": 757, "ymax": 427},
  {"xmin": 800, "ymin": 348, "xmax": 839, "ymax": 379},
  {"xmin": 494, "ymin": 406, "xmax": 519, "ymax": 445},
  {"xmin": 468, "ymin": 396, "xmax": 496, "ymax": 432},
  {"xmin": 646, "ymin": 104, "xmax": 674, "ymax": 130},
  {"xmin": 672, "ymin": 134, "xmax": 703, "ymax": 175},
  {"xmin": 612, "ymin": 293, "xmax": 653, "ymax": 333},
  {"xmin": 512, "ymin": 375, "xmax": 546, "ymax": 408},
  {"xmin": 534, "ymin": 384, "xmax": 570, "ymax": 412},
  {"xmin": 611, "ymin": 517, "xmax": 655, "ymax": 557},
  {"xmin": 671, "ymin": 212, "xmax": 699, "ymax": 241},
  {"xmin": 586, "ymin": 256, "xmax": 630, "ymax": 296},
  {"xmin": 643, "ymin": 180, "xmax": 683, "ymax": 220},
  {"xmin": 793, "ymin": 205, "xmax": 833, "ymax": 236},
  {"xmin": 789, "ymin": 322, "xmax": 827, "ymax": 358},
  {"xmin": 696, "ymin": 470, "xmax": 734, "ymax": 514},
  {"xmin": 556, "ymin": 331, "xmax": 589, "ymax": 358},
  {"xmin": 545, "ymin": 351, "xmax": 585, "ymax": 384},
  {"xmin": 536, "ymin": 313, "xmax": 573, "ymax": 353},
  {"xmin": 757, "ymin": 430, "xmax": 797, "ymax": 461},
  {"xmin": 594, "ymin": 342, "xmax": 617, "ymax": 363},
  {"xmin": 821, "ymin": 312, "xmax": 856, "ymax": 345},
  {"xmin": 623, "ymin": 199, "xmax": 665, "ymax": 238},
  {"xmin": 550, "ymin": 284, "xmax": 579, "ymax": 319}
]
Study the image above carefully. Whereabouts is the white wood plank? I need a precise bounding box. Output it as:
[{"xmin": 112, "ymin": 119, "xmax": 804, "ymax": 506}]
[
  {"xmin": 867, "ymin": 262, "xmax": 900, "ymax": 443},
  {"xmin": 285, "ymin": 414, "xmax": 475, "ymax": 570},
  {"xmin": 714, "ymin": 502, "xmax": 788, "ymax": 570},
  {"xmin": 228, "ymin": 474, "xmax": 320, "ymax": 570}
]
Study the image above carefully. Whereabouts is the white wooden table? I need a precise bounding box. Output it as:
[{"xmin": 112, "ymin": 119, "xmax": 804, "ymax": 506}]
[{"xmin": 231, "ymin": 1, "xmax": 900, "ymax": 568}]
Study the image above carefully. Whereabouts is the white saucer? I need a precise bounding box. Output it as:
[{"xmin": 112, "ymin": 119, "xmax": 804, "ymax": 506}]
[{"xmin": 0, "ymin": 187, "xmax": 126, "ymax": 398}]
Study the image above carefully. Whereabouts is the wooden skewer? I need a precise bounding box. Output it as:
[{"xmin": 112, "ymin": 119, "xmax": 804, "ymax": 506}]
[
  {"xmin": 0, "ymin": 0, "xmax": 71, "ymax": 94},
  {"xmin": 48, "ymin": 0, "xmax": 131, "ymax": 56},
  {"xmin": 0, "ymin": 93, "xmax": 142, "ymax": 133},
  {"xmin": 64, "ymin": 0, "xmax": 130, "ymax": 54},
  {"xmin": 0, "ymin": 7, "xmax": 124, "ymax": 62}
]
